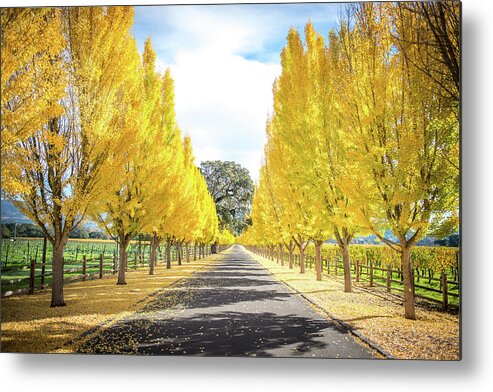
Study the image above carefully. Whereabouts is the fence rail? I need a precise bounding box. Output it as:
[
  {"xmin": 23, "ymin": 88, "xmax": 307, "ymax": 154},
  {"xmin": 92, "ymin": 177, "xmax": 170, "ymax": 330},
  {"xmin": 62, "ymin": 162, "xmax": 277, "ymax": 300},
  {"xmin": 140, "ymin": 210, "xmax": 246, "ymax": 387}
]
[
  {"xmin": 250, "ymin": 246, "xmax": 460, "ymax": 311},
  {"xmin": 1, "ymin": 243, "xmax": 226, "ymax": 298}
]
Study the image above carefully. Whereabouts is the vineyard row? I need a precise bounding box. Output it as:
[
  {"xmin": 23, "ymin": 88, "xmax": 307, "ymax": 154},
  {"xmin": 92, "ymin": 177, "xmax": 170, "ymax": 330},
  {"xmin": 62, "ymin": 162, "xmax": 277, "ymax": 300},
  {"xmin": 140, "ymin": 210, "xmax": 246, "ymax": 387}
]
[{"xmin": 248, "ymin": 244, "xmax": 460, "ymax": 310}]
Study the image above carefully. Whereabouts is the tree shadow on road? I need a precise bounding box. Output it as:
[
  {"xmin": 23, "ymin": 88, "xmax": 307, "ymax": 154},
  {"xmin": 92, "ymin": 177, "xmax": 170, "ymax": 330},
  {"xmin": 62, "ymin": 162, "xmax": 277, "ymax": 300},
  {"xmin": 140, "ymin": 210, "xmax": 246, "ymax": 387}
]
[
  {"xmin": 143, "ymin": 286, "xmax": 292, "ymax": 311},
  {"xmin": 76, "ymin": 251, "xmax": 375, "ymax": 358},
  {"xmin": 77, "ymin": 310, "xmax": 366, "ymax": 358},
  {"xmin": 185, "ymin": 275, "xmax": 278, "ymax": 288}
]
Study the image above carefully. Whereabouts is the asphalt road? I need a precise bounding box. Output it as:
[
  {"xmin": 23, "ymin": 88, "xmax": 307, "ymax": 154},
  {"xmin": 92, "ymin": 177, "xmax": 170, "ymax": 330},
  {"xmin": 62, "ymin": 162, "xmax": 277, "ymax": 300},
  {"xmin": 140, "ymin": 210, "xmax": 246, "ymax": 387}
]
[{"xmin": 78, "ymin": 245, "xmax": 375, "ymax": 358}]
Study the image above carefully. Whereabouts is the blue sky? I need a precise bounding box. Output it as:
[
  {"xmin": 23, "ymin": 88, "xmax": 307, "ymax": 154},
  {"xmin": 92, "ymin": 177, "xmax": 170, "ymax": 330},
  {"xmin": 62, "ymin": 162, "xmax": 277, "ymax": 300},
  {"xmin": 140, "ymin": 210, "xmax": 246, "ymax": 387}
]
[{"xmin": 132, "ymin": 3, "xmax": 342, "ymax": 181}]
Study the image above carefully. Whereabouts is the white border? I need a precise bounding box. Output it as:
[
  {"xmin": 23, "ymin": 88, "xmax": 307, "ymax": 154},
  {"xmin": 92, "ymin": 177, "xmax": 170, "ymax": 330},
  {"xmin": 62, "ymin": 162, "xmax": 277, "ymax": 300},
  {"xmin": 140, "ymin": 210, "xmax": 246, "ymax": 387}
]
[{"xmin": 1, "ymin": 1, "xmax": 492, "ymax": 391}]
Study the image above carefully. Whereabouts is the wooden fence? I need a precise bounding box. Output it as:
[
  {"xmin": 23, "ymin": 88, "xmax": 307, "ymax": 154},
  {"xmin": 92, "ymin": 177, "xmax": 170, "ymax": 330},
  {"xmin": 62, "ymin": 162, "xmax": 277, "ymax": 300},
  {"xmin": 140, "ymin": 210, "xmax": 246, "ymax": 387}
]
[
  {"xmin": 1, "ymin": 244, "xmax": 218, "ymax": 298},
  {"xmin": 251, "ymin": 247, "xmax": 460, "ymax": 311}
]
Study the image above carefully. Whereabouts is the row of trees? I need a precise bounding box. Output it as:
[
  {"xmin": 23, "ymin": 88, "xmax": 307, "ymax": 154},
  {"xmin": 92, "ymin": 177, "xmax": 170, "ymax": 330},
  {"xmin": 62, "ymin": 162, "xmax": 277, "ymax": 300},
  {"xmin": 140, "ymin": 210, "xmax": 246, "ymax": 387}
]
[
  {"xmin": 2, "ymin": 7, "xmax": 233, "ymax": 307},
  {"xmin": 238, "ymin": 3, "xmax": 459, "ymax": 319}
]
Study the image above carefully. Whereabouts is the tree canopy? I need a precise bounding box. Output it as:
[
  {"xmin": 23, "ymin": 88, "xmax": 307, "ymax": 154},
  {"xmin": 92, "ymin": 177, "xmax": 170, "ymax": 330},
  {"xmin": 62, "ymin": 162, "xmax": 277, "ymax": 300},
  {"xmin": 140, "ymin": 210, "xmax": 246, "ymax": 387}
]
[
  {"xmin": 1, "ymin": 6, "xmax": 220, "ymax": 305},
  {"xmin": 238, "ymin": 2, "xmax": 460, "ymax": 320},
  {"xmin": 199, "ymin": 160, "xmax": 254, "ymax": 235}
]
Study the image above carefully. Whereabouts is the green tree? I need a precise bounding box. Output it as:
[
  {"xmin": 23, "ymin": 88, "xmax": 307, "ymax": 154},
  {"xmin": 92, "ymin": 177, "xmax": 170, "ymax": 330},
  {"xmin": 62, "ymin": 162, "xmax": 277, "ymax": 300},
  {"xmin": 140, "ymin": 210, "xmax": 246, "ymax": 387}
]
[{"xmin": 199, "ymin": 161, "xmax": 254, "ymax": 235}]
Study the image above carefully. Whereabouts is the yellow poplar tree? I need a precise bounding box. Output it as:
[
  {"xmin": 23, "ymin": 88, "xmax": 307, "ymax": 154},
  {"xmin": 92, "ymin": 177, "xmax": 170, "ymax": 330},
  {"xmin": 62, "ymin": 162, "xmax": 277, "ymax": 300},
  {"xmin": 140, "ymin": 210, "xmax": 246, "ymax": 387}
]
[
  {"xmin": 196, "ymin": 192, "xmax": 219, "ymax": 258},
  {"xmin": 175, "ymin": 136, "xmax": 210, "ymax": 263},
  {"xmin": 250, "ymin": 166, "xmax": 278, "ymax": 262},
  {"xmin": 1, "ymin": 8, "xmax": 66, "ymax": 193},
  {"xmin": 145, "ymin": 68, "xmax": 186, "ymax": 273},
  {"xmin": 340, "ymin": 3, "xmax": 458, "ymax": 319},
  {"xmin": 269, "ymin": 27, "xmax": 331, "ymax": 277},
  {"xmin": 258, "ymin": 161, "xmax": 289, "ymax": 266},
  {"xmin": 3, "ymin": 7, "xmax": 138, "ymax": 306},
  {"xmin": 169, "ymin": 136, "xmax": 198, "ymax": 266},
  {"xmin": 392, "ymin": 3, "xmax": 459, "ymax": 238},
  {"xmin": 218, "ymin": 229, "xmax": 235, "ymax": 248},
  {"xmin": 93, "ymin": 38, "xmax": 177, "ymax": 284},
  {"xmin": 304, "ymin": 23, "xmax": 363, "ymax": 290}
]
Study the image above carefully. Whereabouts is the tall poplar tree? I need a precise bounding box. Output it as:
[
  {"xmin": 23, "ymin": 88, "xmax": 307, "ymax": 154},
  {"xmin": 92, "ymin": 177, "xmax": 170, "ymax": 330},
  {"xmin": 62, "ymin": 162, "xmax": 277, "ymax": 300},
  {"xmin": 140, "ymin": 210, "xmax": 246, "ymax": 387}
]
[
  {"xmin": 1, "ymin": 8, "xmax": 66, "ymax": 194},
  {"xmin": 3, "ymin": 7, "xmax": 138, "ymax": 306},
  {"xmin": 93, "ymin": 38, "xmax": 181, "ymax": 284},
  {"xmin": 340, "ymin": 3, "xmax": 458, "ymax": 319}
]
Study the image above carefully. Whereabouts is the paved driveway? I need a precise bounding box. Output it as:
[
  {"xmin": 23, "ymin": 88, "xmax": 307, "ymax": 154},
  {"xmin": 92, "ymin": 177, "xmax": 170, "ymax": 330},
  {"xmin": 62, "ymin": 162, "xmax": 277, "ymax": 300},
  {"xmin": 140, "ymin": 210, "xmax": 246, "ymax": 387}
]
[{"xmin": 78, "ymin": 245, "xmax": 374, "ymax": 358}]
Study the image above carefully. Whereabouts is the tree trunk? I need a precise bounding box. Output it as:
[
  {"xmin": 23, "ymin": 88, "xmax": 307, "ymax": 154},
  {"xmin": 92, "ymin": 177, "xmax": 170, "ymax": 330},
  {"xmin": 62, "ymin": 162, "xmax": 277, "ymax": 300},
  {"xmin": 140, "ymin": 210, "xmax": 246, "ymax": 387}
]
[
  {"xmin": 194, "ymin": 243, "xmax": 197, "ymax": 260},
  {"xmin": 211, "ymin": 242, "xmax": 218, "ymax": 254},
  {"xmin": 117, "ymin": 235, "xmax": 130, "ymax": 285},
  {"xmin": 335, "ymin": 228, "xmax": 353, "ymax": 293},
  {"xmin": 278, "ymin": 244, "xmax": 283, "ymax": 266},
  {"xmin": 186, "ymin": 243, "xmax": 190, "ymax": 262},
  {"xmin": 299, "ymin": 246, "xmax": 305, "ymax": 274},
  {"xmin": 341, "ymin": 241, "xmax": 352, "ymax": 293},
  {"xmin": 289, "ymin": 246, "xmax": 294, "ymax": 269},
  {"xmin": 50, "ymin": 240, "xmax": 66, "ymax": 307},
  {"xmin": 315, "ymin": 240, "xmax": 322, "ymax": 281},
  {"xmin": 149, "ymin": 233, "xmax": 158, "ymax": 275},
  {"xmin": 401, "ymin": 246, "xmax": 416, "ymax": 320},
  {"xmin": 166, "ymin": 239, "xmax": 172, "ymax": 269},
  {"xmin": 177, "ymin": 242, "xmax": 182, "ymax": 266}
]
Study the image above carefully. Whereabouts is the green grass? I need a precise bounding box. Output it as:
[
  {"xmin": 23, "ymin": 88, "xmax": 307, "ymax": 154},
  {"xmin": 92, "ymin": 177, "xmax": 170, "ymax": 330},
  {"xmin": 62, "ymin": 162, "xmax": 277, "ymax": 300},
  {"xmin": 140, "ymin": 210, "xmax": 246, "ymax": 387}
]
[
  {"xmin": 1, "ymin": 260, "xmax": 116, "ymax": 294},
  {"xmin": 1, "ymin": 238, "xmax": 154, "ymax": 269},
  {"xmin": 0, "ymin": 238, "xmax": 186, "ymax": 295}
]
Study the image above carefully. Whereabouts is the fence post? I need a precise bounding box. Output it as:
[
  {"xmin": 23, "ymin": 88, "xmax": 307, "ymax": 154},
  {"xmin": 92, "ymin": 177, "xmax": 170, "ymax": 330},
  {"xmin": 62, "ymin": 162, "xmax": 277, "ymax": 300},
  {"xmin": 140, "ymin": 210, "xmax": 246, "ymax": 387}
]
[
  {"xmin": 335, "ymin": 259, "xmax": 338, "ymax": 276},
  {"xmin": 327, "ymin": 257, "xmax": 330, "ymax": 275},
  {"xmin": 82, "ymin": 255, "xmax": 87, "ymax": 281},
  {"xmin": 29, "ymin": 259, "xmax": 36, "ymax": 294},
  {"xmin": 134, "ymin": 253, "xmax": 138, "ymax": 270},
  {"xmin": 386, "ymin": 265, "xmax": 392, "ymax": 293},
  {"xmin": 356, "ymin": 260, "xmax": 360, "ymax": 282},
  {"xmin": 369, "ymin": 262, "xmax": 373, "ymax": 287},
  {"xmin": 441, "ymin": 272, "xmax": 448, "ymax": 310},
  {"xmin": 113, "ymin": 254, "xmax": 117, "ymax": 274},
  {"xmin": 99, "ymin": 254, "xmax": 103, "ymax": 279},
  {"xmin": 41, "ymin": 235, "xmax": 47, "ymax": 286}
]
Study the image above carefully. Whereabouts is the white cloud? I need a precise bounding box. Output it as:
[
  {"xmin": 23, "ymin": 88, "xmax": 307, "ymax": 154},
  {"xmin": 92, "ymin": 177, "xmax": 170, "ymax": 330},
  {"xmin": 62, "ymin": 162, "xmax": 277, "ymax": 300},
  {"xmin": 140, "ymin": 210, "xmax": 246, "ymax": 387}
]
[
  {"xmin": 169, "ymin": 49, "xmax": 280, "ymax": 180},
  {"xmin": 134, "ymin": 3, "xmax": 339, "ymax": 180}
]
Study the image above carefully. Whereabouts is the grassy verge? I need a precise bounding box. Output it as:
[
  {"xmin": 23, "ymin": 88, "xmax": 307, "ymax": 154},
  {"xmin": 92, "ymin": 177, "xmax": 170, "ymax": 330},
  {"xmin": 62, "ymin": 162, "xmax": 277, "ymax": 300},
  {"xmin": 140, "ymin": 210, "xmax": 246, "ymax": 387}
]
[
  {"xmin": 249, "ymin": 250, "xmax": 460, "ymax": 360},
  {"xmin": 1, "ymin": 253, "xmax": 222, "ymax": 354}
]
